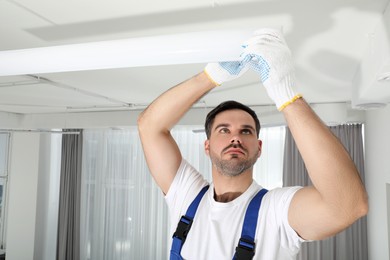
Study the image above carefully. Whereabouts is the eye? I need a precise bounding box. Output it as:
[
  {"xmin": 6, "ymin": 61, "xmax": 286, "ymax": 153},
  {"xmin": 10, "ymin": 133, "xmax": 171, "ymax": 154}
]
[
  {"xmin": 219, "ymin": 128, "xmax": 230, "ymax": 134},
  {"xmin": 241, "ymin": 129, "xmax": 253, "ymax": 135}
]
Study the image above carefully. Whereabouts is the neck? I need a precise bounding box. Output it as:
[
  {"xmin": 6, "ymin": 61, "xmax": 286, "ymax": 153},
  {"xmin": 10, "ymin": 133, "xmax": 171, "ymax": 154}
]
[{"xmin": 212, "ymin": 167, "xmax": 253, "ymax": 202}]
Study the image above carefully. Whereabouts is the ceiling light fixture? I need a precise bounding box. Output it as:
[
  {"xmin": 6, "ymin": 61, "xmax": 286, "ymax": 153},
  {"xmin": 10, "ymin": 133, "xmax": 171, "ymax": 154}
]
[{"xmin": 0, "ymin": 30, "xmax": 253, "ymax": 77}]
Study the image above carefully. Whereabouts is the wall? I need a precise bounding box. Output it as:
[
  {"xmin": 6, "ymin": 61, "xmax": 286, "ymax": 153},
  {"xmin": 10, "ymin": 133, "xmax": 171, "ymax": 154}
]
[
  {"xmin": 33, "ymin": 134, "xmax": 62, "ymax": 260},
  {"xmin": 5, "ymin": 132, "xmax": 61, "ymax": 260},
  {"xmin": 388, "ymin": 183, "xmax": 390, "ymax": 258},
  {"xmin": 0, "ymin": 112, "xmax": 22, "ymax": 129},
  {"xmin": 365, "ymin": 106, "xmax": 390, "ymax": 260},
  {"xmin": 1, "ymin": 103, "xmax": 374, "ymax": 259},
  {"xmin": 6, "ymin": 133, "xmax": 40, "ymax": 260}
]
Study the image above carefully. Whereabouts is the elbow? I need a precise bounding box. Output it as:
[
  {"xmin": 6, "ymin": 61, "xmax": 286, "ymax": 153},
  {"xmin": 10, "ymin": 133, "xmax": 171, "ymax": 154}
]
[
  {"xmin": 346, "ymin": 177, "xmax": 369, "ymax": 222},
  {"xmin": 353, "ymin": 186, "xmax": 369, "ymax": 219},
  {"xmin": 137, "ymin": 110, "xmax": 169, "ymax": 137},
  {"xmin": 336, "ymin": 191, "xmax": 369, "ymax": 230},
  {"xmin": 330, "ymin": 197, "xmax": 368, "ymax": 237},
  {"xmin": 137, "ymin": 111, "xmax": 152, "ymax": 138},
  {"xmin": 137, "ymin": 110, "xmax": 148, "ymax": 132},
  {"xmin": 355, "ymin": 193, "xmax": 369, "ymax": 219},
  {"xmin": 344, "ymin": 192, "xmax": 369, "ymax": 226}
]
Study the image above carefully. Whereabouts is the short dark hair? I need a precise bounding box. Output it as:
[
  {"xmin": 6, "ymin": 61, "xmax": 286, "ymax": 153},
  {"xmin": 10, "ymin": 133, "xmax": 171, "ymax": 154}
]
[{"xmin": 204, "ymin": 100, "xmax": 261, "ymax": 139}]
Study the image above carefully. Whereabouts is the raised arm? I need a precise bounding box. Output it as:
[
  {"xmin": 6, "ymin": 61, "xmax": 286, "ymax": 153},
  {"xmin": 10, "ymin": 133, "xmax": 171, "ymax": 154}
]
[
  {"xmin": 138, "ymin": 73, "xmax": 216, "ymax": 194},
  {"xmin": 138, "ymin": 59, "xmax": 250, "ymax": 194},
  {"xmin": 283, "ymin": 98, "xmax": 368, "ymax": 240},
  {"xmin": 245, "ymin": 29, "xmax": 368, "ymax": 240}
]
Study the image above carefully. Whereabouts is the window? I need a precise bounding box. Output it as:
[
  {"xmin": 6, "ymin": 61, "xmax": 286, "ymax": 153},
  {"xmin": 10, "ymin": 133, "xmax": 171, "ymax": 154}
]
[{"xmin": 80, "ymin": 126, "xmax": 285, "ymax": 259}]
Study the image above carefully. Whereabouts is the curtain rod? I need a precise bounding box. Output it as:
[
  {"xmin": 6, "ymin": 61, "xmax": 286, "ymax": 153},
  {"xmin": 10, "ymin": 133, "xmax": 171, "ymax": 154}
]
[{"xmin": 0, "ymin": 129, "xmax": 80, "ymax": 134}]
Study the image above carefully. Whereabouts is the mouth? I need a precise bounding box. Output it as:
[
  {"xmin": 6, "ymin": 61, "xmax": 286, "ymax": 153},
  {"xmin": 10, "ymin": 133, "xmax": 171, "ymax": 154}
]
[
  {"xmin": 223, "ymin": 144, "xmax": 247, "ymax": 156},
  {"xmin": 225, "ymin": 148, "xmax": 245, "ymax": 155}
]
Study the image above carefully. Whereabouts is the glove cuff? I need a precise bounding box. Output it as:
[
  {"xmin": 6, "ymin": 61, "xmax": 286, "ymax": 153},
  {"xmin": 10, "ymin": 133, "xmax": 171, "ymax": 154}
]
[
  {"xmin": 264, "ymin": 74, "xmax": 299, "ymax": 110},
  {"xmin": 278, "ymin": 94, "xmax": 303, "ymax": 110},
  {"xmin": 203, "ymin": 66, "xmax": 221, "ymax": 86},
  {"xmin": 204, "ymin": 63, "xmax": 227, "ymax": 86}
]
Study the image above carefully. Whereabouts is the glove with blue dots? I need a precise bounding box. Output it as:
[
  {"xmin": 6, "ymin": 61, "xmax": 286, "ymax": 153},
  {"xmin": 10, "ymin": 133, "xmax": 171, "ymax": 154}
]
[
  {"xmin": 243, "ymin": 28, "xmax": 299, "ymax": 110},
  {"xmin": 204, "ymin": 54, "xmax": 252, "ymax": 86}
]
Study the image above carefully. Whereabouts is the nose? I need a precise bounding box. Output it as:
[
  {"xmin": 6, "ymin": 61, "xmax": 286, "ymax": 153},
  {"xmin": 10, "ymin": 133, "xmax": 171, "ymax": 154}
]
[{"xmin": 231, "ymin": 137, "xmax": 241, "ymax": 144}]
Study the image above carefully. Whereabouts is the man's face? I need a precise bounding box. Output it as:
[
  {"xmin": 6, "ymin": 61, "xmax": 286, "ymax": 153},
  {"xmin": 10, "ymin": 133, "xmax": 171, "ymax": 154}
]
[{"xmin": 204, "ymin": 109, "xmax": 262, "ymax": 177}]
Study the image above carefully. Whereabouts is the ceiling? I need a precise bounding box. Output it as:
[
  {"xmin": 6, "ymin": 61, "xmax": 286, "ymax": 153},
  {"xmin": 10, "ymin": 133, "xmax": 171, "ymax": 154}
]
[{"xmin": 1, "ymin": 0, "xmax": 390, "ymax": 115}]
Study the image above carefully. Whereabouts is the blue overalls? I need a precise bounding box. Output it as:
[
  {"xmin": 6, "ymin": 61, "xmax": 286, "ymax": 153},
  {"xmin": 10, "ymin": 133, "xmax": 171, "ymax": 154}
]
[{"xmin": 170, "ymin": 185, "xmax": 268, "ymax": 260}]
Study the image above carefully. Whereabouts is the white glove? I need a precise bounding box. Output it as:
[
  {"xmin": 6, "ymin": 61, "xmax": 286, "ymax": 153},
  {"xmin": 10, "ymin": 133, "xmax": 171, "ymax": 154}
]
[
  {"xmin": 204, "ymin": 55, "xmax": 252, "ymax": 86},
  {"xmin": 243, "ymin": 28, "xmax": 300, "ymax": 110}
]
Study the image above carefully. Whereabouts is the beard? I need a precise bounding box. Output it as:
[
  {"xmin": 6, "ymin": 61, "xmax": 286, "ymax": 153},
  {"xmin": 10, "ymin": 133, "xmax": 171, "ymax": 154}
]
[{"xmin": 209, "ymin": 144, "xmax": 258, "ymax": 177}]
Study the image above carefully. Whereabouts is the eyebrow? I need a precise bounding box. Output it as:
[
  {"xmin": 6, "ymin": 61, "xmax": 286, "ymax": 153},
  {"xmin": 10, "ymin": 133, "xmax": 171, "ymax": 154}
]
[
  {"xmin": 213, "ymin": 123, "xmax": 256, "ymax": 132},
  {"xmin": 214, "ymin": 123, "xmax": 230, "ymax": 132},
  {"xmin": 241, "ymin": 125, "xmax": 256, "ymax": 132}
]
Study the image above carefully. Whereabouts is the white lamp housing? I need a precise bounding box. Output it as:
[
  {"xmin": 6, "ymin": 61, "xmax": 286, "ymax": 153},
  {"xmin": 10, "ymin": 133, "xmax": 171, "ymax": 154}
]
[{"xmin": 0, "ymin": 30, "xmax": 254, "ymax": 76}]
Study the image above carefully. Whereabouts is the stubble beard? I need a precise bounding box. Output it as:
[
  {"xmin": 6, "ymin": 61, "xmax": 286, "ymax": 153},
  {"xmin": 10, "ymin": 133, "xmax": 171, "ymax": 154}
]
[{"xmin": 209, "ymin": 149, "xmax": 258, "ymax": 177}]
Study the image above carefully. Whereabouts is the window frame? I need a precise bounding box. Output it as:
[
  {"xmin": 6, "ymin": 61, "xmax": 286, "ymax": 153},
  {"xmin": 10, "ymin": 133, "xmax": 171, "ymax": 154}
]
[{"xmin": 0, "ymin": 132, "xmax": 10, "ymax": 250}]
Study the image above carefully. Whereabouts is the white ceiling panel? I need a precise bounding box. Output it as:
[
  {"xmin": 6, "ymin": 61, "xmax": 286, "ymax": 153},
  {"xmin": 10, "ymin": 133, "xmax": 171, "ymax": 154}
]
[
  {"xmin": 0, "ymin": 75, "xmax": 125, "ymax": 113},
  {"xmin": 0, "ymin": 0, "xmax": 389, "ymax": 116}
]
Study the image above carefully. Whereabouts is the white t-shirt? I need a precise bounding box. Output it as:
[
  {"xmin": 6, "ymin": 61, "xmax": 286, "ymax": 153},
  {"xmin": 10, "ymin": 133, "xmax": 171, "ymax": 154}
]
[{"xmin": 165, "ymin": 159, "xmax": 305, "ymax": 260}]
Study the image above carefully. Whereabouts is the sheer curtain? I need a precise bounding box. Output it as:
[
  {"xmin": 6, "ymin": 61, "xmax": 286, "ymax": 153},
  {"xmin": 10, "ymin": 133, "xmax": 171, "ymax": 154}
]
[
  {"xmin": 254, "ymin": 126, "xmax": 285, "ymax": 189},
  {"xmin": 283, "ymin": 124, "xmax": 368, "ymax": 260},
  {"xmin": 80, "ymin": 125, "xmax": 285, "ymax": 259},
  {"xmin": 80, "ymin": 128, "xmax": 167, "ymax": 260}
]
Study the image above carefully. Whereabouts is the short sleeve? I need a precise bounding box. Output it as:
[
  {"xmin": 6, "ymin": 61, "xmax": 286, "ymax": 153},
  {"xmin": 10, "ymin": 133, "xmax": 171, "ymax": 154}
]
[
  {"xmin": 165, "ymin": 159, "xmax": 209, "ymax": 229},
  {"xmin": 269, "ymin": 186, "xmax": 306, "ymax": 252}
]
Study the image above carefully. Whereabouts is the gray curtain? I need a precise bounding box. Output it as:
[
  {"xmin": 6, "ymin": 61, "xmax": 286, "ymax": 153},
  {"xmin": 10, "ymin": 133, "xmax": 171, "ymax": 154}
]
[
  {"xmin": 283, "ymin": 124, "xmax": 368, "ymax": 260},
  {"xmin": 57, "ymin": 130, "xmax": 83, "ymax": 260}
]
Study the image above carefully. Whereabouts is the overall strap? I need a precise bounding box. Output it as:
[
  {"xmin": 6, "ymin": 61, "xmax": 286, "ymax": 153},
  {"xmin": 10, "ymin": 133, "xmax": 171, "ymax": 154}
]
[
  {"xmin": 170, "ymin": 185, "xmax": 210, "ymax": 260},
  {"xmin": 233, "ymin": 188, "xmax": 268, "ymax": 260}
]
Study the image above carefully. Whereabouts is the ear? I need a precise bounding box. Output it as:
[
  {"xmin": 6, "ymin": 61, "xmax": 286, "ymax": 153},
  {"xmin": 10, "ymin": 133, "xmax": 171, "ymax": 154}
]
[
  {"xmin": 257, "ymin": 139, "xmax": 262, "ymax": 158},
  {"xmin": 204, "ymin": 139, "xmax": 210, "ymax": 156}
]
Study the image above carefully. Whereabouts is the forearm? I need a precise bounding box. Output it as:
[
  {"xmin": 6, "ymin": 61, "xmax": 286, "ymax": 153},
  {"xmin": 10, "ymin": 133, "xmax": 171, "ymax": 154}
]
[
  {"xmin": 138, "ymin": 72, "xmax": 216, "ymax": 132},
  {"xmin": 137, "ymin": 72, "xmax": 217, "ymax": 193},
  {"xmin": 283, "ymin": 98, "xmax": 368, "ymax": 216},
  {"xmin": 138, "ymin": 58, "xmax": 247, "ymax": 193}
]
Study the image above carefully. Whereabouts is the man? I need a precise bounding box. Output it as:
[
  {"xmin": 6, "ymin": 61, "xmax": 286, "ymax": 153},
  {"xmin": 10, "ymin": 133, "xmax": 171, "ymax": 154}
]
[{"xmin": 137, "ymin": 29, "xmax": 368, "ymax": 259}]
